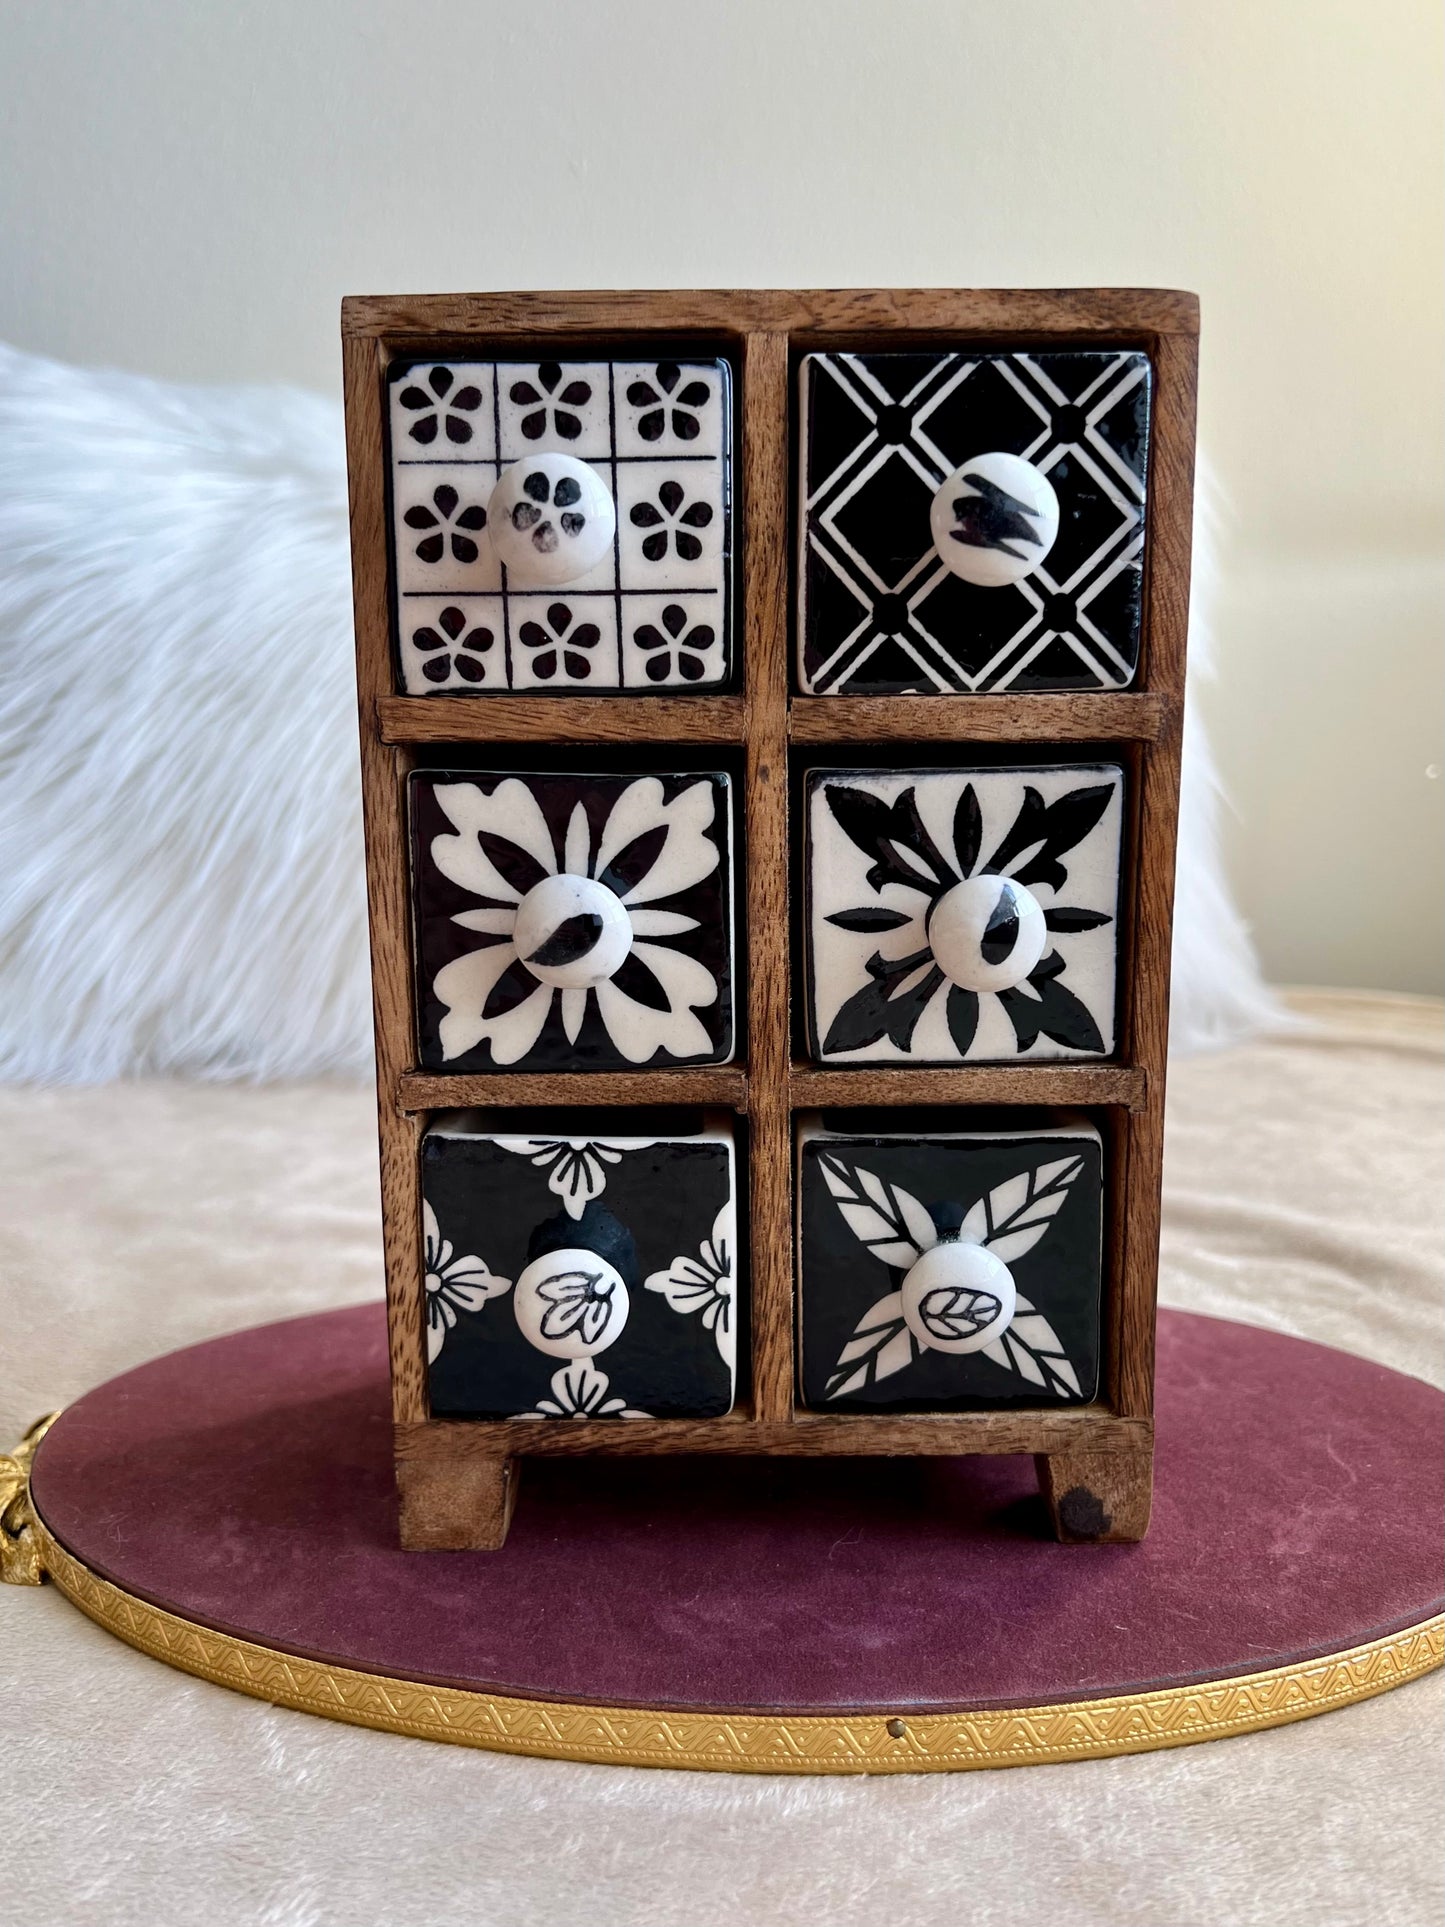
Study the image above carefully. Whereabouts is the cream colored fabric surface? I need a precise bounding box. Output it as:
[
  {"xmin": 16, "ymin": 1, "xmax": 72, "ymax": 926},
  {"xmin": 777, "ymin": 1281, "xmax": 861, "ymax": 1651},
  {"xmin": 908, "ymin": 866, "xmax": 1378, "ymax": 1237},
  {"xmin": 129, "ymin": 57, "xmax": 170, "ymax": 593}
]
[{"xmin": 2, "ymin": 990, "xmax": 1441, "ymax": 1927}]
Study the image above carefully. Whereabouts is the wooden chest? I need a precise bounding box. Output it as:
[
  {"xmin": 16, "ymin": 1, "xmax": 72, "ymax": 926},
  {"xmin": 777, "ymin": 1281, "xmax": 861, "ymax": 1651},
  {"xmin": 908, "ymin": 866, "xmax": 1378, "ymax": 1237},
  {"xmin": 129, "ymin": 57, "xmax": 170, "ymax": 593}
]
[{"xmin": 340, "ymin": 289, "xmax": 1197, "ymax": 1549}]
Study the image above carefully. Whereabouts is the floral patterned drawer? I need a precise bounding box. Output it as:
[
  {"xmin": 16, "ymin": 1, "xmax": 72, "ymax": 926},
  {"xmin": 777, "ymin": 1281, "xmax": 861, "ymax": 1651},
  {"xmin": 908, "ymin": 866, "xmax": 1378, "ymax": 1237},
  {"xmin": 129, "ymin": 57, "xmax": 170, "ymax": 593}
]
[
  {"xmin": 803, "ymin": 763, "xmax": 1124, "ymax": 1064},
  {"xmin": 388, "ymin": 357, "xmax": 732, "ymax": 692},
  {"xmin": 796, "ymin": 1111, "xmax": 1103, "ymax": 1412},
  {"xmin": 424, "ymin": 1109, "xmax": 738, "ymax": 1419},
  {"xmin": 409, "ymin": 767, "xmax": 738, "ymax": 1072},
  {"xmin": 797, "ymin": 349, "xmax": 1151, "ymax": 694}
]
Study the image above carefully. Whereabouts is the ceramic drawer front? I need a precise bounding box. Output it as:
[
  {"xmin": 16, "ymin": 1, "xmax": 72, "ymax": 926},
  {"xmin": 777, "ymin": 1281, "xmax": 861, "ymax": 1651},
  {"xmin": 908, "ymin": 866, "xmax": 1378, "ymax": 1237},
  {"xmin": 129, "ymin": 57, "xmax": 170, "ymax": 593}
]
[
  {"xmin": 423, "ymin": 1108, "xmax": 739, "ymax": 1419},
  {"xmin": 408, "ymin": 767, "xmax": 738, "ymax": 1073},
  {"xmin": 796, "ymin": 348, "xmax": 1152, "ymax": 695},
  {"xmin": 803, "ymin": 762, "xmax": 1124, "ymax": 1066},
  {"xmin": 796, "ymin": 1112, "xmax": 1103, "ymax": 1413},
  {"xmin": 388, "ymin": 357, "xmax": 733, "ymax": 693}
]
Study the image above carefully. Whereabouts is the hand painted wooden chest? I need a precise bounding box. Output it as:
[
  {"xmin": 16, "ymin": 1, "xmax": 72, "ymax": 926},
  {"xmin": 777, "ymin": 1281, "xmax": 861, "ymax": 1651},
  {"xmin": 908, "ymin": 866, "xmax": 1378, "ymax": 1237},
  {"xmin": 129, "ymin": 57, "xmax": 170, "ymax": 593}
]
[{"xmin": 341, "ymin": 289, "xmax": 1198, "ymax": 1549}]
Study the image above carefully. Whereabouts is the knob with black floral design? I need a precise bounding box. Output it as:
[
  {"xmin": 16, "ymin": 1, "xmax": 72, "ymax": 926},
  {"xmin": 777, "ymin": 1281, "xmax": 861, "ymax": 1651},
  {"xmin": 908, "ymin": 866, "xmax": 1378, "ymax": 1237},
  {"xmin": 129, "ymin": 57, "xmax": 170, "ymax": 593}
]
[
  {"xmin": 488, "ymin": 451, "xmax": 616, "ymax": 585},
  {"xmin": 928, "ymin": 450, "xmax": 1060, "ymax": 588}
]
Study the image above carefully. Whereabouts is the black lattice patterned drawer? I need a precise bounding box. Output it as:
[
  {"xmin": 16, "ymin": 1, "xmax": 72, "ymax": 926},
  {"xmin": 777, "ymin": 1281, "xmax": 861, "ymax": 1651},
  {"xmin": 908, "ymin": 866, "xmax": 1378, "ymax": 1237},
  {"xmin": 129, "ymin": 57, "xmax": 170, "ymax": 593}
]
[{"xmin": 797, "ymin": 349, "xmax": 1151, "ymax": 695}]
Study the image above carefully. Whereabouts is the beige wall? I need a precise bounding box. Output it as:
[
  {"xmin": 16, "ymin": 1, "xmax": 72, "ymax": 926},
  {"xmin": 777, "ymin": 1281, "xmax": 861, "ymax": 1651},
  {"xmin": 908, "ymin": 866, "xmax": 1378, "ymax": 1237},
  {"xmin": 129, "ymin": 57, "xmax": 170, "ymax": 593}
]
[{"xmin": 2, "ymin": 0, "xmax": 1440, "ymax": 989}]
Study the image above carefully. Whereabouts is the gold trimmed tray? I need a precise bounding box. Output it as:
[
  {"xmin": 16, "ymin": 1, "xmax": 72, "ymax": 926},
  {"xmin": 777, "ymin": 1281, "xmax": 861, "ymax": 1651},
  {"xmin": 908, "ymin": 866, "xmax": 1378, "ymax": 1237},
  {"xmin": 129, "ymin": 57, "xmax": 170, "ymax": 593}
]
[
  {"xmin": 11, "ymin": 1304, "xmax": 1443, "ymax": 1774},
  {"xmin": 28, "ymin": 1517, "xmax": 1444, "ymax": 1774}
]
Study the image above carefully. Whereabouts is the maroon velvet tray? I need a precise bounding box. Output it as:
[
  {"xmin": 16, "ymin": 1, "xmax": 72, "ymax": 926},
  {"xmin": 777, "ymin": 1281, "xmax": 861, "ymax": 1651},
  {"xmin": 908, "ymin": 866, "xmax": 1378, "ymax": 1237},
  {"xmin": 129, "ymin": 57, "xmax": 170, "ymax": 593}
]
[{"xmin": 26, "ymin": 1305, "xmax": 1444, "ymax": 1772}]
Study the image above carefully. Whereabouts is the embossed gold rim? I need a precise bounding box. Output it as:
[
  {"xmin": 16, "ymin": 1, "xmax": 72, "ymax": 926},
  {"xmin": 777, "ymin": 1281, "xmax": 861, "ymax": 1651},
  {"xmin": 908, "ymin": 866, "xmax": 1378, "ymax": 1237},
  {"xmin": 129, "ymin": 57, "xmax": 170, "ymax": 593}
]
[{"xmin": 29, "ymin": 1513, "xmax": 1442, "ymax": 1774}]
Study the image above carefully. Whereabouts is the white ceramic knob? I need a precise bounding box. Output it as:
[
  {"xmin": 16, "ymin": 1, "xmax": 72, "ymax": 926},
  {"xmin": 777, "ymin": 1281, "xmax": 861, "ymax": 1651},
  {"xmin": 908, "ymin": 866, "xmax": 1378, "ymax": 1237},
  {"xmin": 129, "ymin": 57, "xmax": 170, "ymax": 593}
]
[
  {"xmin": 512, "ymin": 873, "xmax": 633, "ymax": 989},
  {"xmin": 929, "ymin": 451, "xmax": 1059, "ymax": 587},
  {"xmin": 900, "ymin": 1241, "xmax": 1015, "ymax": 1354},
  {"xmin": 514, "ymin": 1248, "xmax": 630, "ymax": 1359},
  {"xmin": 927, "ymin": 874, "xmax": 1047, "ymax": 993},
  {"xmin": 489, "ymin": 452, "xmax": 616, "ymax": 585}
]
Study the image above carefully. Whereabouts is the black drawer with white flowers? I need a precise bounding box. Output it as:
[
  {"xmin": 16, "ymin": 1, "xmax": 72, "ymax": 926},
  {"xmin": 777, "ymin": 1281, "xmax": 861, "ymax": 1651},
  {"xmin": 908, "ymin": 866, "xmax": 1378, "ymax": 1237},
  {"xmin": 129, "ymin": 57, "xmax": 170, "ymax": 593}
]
[
  {"xmin": 408, "ymin": 766, "xmax": 739, "ymax": 1073},
  {"xmin": 422, "ymin": 1108, "xmax": 739, "ymax": 1421}
]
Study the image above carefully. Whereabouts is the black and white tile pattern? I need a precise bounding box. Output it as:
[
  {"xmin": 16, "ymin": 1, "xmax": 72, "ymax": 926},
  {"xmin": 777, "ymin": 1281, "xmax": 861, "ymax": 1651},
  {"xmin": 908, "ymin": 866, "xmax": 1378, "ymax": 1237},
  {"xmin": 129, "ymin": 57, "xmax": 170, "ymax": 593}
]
[
  {"xmin": 389, "ymin": 358, "xmax": 733, "ymax": 693},
  {"xmin": 804, "ymin": 764, "xmax": 1124, "ymax": 1064},
  {"xmin": 410, "ymin": 768, "xmax": 737, "ymax": 1072},
  {"xmin": 423, "ymin": 1109, "xmax": 738, "ymax": 1419},
  {"xmin": 797, "ymin": 350, "xmax": 1152, "ymax": 694},
  {"xmin": 797, "ymin": 1113, "xmax": 1102, "ymax": 1411}
]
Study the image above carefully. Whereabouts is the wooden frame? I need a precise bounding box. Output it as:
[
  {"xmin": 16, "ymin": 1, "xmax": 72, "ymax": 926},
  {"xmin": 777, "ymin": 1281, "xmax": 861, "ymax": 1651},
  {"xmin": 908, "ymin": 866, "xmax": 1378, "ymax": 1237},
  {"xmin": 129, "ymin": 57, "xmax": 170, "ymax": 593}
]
[{"xmin": 341, "ymin": 288, "xmax": 1198, "ymax": 1549}]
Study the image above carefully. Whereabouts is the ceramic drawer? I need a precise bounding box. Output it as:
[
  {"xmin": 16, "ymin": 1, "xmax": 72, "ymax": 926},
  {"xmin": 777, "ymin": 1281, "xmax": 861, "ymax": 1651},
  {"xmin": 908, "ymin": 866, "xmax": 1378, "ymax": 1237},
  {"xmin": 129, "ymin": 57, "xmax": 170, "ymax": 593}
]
[
  {"xmin": 802, "ymin": 762, "xmax": 1124, "ymax": 1066},
  {"xmin": 408, "ymin": 766, "xmax": 739, "ymax": 1073},
  {"xmin": 388, "ymin": 356, "xmax": 733, "ymax": 693},
  {"xmin": 796, "ymin": 348, "xmax": 1152, "ymax": 695},
  {"xmin": 796, "ymin": 1111, "xmax": 1104, "ymax": 1412},
  {"xmin": 423, "ymin": 1108, "xmax": 739, "ymax": 1419}
]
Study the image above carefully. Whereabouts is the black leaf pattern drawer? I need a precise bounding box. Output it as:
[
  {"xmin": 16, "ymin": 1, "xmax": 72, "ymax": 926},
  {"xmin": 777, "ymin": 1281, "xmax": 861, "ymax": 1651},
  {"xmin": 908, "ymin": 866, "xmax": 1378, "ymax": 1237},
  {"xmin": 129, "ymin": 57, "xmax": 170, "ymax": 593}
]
[
  {"xmin": 796, "ymin": 1112, "xmax": 1103, "ymax": 1412},
  {"xmin": 802, "ymin": 763, "xmax": 1124, "ymax": 1064}
]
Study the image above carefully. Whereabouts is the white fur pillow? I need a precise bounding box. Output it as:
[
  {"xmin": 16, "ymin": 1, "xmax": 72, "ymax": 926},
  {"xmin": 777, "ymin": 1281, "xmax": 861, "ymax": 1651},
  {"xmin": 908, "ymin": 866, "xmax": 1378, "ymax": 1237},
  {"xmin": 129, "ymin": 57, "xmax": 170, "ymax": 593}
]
[{"xmin": 0, "ymin": 340, "xmax": 1280, "ymax": 1080}]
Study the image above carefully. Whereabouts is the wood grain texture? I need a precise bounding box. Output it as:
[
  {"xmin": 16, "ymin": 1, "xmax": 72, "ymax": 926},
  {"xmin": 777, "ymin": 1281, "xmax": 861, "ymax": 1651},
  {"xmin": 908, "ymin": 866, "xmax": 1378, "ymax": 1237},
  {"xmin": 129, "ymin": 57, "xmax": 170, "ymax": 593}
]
[
  {"xmin": 1109, "ymin": 329, "xmax": 1197, "ymax": 1420},
  {"xmin": 397, "ymin": 1452, "xmax": 520, "ymax": 1551},
  {"xmin": 741, "ymin": 331, "xmax": 795, "ymax": 1423},
  {"xmin": 378, "ymin": 694, "xmax": 745, "ymax": 746},
  {"xmin": 343, "ymin": 288, "xmax": 1200, "ymax": 342},
  {"xmin": 398, "ymin": 1069, "xmax": 747, "ymax": 1113},
  {"xmin": 1099, "ymin": 1104, "xmax": 1132, "ymax": 1429},
  {"xmin": 399, "ymin": 1411, "xmax": 1150, "ymax": 1462},
  {"xmin": 788, "ymin": 693, "xmax": 1171, "ymax": 745},
  {"xmin": 1036, "ymin": 1444, "xmax": 1153, "ymax": 1544},
  {"xmin": 791, "ymin": 1064, "xmax": 1147, "ymax": 1113},
  {"xmin": 343, "ymin": 334, "xmax": 428, "ymax": 1426}
]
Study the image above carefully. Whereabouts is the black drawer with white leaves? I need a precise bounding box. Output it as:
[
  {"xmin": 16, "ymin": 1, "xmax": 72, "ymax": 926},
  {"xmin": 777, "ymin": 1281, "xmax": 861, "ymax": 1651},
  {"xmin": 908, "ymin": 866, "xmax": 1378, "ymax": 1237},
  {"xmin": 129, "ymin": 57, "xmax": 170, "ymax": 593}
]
[
  {"xmin": 803, "ymin": 763, "xmax": 1124, "ymax": 1065},
  {"xmin": 797, "ymin": 1112, "xmax": 1103, "ymax": 1412},
  {"xmin": 409, "ymin": 767, "xmax": 738, "ymax": 1072},
  {"xmin": 388, "ymin": 357, "xmax": 733, "ymax": 692},
  {"xmin": 797, "ymin": 349, "xmax": 1151, "ymax": 695},
  {"xmin": 423, "ymin": 1109, "xmax": 739, "ymax": 1420}
]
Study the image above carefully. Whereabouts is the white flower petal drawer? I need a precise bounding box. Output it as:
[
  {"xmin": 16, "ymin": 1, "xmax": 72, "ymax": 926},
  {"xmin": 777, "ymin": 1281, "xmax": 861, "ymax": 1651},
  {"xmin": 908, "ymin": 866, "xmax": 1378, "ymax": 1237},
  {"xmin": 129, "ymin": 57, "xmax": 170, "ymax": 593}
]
[
  {"xmin": 797, "ymin": 1112, "xmax": 1103, "ymax": 1412},
  {"xmin": 409, "ymin": 768, "xmax": 738, "ymax": 1072},
  {"xmin": 797, "ymin": 348, "xmax": 1152, "ymax": 695},
  {"xmin": 423, "ymin": 1109, "xmax": 738, "ymax": 1419},
  {"xmin": 388, "ymin": 357, "xmax": 733, "ymax": 692},
  {"xmin": 804, "ymin": 764, "xmax": 1124, "ymax": 1065}
]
